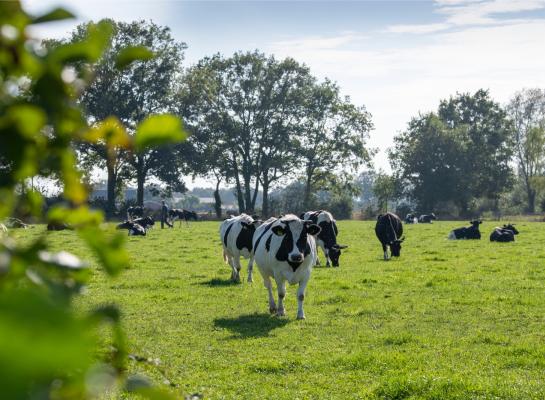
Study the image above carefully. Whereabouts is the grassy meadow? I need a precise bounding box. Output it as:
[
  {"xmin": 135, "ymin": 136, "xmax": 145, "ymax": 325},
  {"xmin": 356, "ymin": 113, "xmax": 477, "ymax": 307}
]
[{"xmin": 13, "ymin": 220, "xmax": 545, "ymax": 399}]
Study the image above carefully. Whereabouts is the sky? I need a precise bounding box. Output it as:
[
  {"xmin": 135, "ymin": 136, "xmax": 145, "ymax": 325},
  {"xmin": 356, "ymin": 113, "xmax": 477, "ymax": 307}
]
[{"xmin": 23, "ymin": 0, "xmax": 545, "ymax": 187}]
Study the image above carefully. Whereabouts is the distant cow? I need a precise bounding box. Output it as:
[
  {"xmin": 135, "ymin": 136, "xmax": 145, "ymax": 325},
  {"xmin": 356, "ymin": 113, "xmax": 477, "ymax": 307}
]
[
  {"xmin": 405, "ymin": 213, "xmax": 418, "ymax": 224},
  {"xmin": 47, "ymin": 221, "xmax": 73, "ymax": 231},
  {"xmin": 301, "ymin": 210, "xmax": 347, "ymax": 267},
  {"xmin": 127, "ymin": 206, "xmax": 144, "ymax": 220},
  {"xmin": 5, "ymin": 217, "xmax": 30, "ymax": 229},
  {"xmin": 448, "ymin": 220, "xmax": 482, "ymax": 240},
  {"xmin": 253, "ymin": 215, "xmax": 321, "ymax": 319},
  {"xmin": 133, "ymin": 216, "xmax": 155, "ymax": 231},
  {"xmin": 116, "ymin": 221, "xmax": 146, "ymax": 236},
  {"xmin": 375, "ymin": 212, "xmax": 404, "ymax": 260},
  {"xmin": 220, "ymin": 214, "xmax": 261, "ymax": 282},
  {"xmin": 169, "ymin": 209, "xmax": 198, "ymax": 226},
  {"xmin": 117, "ymin": 217, "xmax": 154, "ymax": 232},
  {"xmin": 419, "ymin": 213, "xmax": 437, "ymax": 223},
  {"xmin": 490, "ymin": 224, "xmax": 519, "ymax": 242}
]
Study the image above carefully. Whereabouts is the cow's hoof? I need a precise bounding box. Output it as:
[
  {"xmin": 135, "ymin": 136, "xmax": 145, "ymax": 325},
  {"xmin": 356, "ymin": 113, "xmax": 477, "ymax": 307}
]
[
  {"xmin": 247, "ymin": 277, "xmax": 253, "ymax": 283},
  {"xmin": 269, "ymin": 307, "xmax": 277, "ymax": 314},
  {"xmin": 277, "ymin": 309, "xmax": 286, "ymax": 317},
  {"xmin": 296, "ymin": 314, "xmax": 305, "ymax": 320}
]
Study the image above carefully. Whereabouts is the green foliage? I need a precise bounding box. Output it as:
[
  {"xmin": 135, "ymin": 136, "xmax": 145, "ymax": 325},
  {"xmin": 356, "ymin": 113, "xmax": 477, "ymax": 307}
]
[
  {"xmin": 135, "ymin": 114, "xmax": 188, "ymax": 152},
  {"xmin": 0, "ymin": 2, "xmax": 185, "ymax": 398},
  {"xmin": 12, "ymin": 221, "xmax": 545, "ymax": 399}
]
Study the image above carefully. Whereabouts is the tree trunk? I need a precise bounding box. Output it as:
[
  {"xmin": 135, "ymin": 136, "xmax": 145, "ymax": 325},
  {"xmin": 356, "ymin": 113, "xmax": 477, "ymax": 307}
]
[
  {"xmin": 232, "ymin": 158, "xmax": 245, "ymax": 213},
  {"xmin": 251, "ymin": 176, "xmax": 260, "ymax": 211},
  {"xmin": 527, "ymin": 187, "xmax": 536, "ymax": 213},
  {"xmin": 262, "ymin": 177, "xmax": 269, "ymax": 218},
  {"xmin": 243, "ymin": 176, "xmax": 253, "ymax": 214},
  {"xmin": 303, "ymin": 166, "xmax": 313, "ymax": 210},
  {"xmin": 214, "ymin": 179, "xmax": 222, "ymax": 219},
  {"xmin": 106, "ymin": 163, "xmax": 116, "ymax": 218},
  {"xmin": 136, "ymin": 155, "xmax": 145, "ymax": 207}
]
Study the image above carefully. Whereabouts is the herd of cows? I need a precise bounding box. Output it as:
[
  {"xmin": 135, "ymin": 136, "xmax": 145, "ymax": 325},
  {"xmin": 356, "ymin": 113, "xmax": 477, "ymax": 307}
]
[
  {"xmin": 114, "ymin": 206, "xmax": 199, "ymax": 235},
  {"xmin": 220, "ymin": 211, "xmax": 521, "ymax": 319}
]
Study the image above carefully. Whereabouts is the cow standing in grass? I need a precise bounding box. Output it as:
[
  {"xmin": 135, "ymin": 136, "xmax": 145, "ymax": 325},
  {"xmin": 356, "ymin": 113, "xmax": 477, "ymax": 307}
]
[
  {"xmin": 301, "ymin": 210, "xmax": 347, "ymax": 267},
  {"xmin": 490, "ymin": 224, "xmax": 519, "ymax": 242},
  {"xmin": 448, "ymin": 220, "xmax": 482, "ymax": 240},
  {"xmin": 375, "ymin": 213, "xmax": 404, "ymax": 260},
  {"xmin": 252, "ymin": 214, "xmax": 321, "ymax": 319},
  {"xmin": 169, "ymin": 209, "xmax": 198, "ymax": 227},
  {"xmin": 220, "ymin": 214, "xmax": 261, "ymax": 282}
]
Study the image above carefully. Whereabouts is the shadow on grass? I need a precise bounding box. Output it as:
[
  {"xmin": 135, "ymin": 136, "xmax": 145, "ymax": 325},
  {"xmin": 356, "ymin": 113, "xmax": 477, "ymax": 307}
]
[
  {"xmin": 214, "ymin": 313, "xmax": 290, "ymax": 338},
  {"xmin": 198, "ymin": 278, "xmax": 238, "ymax": 287}
]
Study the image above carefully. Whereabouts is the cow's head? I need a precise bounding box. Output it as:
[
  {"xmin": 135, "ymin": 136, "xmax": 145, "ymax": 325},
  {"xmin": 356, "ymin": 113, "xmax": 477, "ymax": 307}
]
[
  {"xmin": 240, "ymin": 220, "xmax": 262, "ymax": 232},
  {"xmin": 430, "ymin": 213, "xmax": 437, "ymax": 220},
  {"xmin": 390, "ymin": 236, "xmax": 405, "ymax": 257},
  {"xmin": 272, "ymin": 216, "xmax": 321, "ymax": 269},
  {"xmin": 328, "ymin": 244, "xmax": 348, "ymax": 267},
  {"xmin": 502, "ymin": 224, "xmax": 519, "ymax": 234},
  {"xmin": 469, "ymin": 220, "xmax": 482, "ymax": 227}
]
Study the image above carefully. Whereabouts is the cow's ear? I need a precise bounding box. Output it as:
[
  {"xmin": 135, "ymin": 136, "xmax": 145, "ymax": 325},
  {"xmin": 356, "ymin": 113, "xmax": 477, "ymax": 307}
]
[
  {"xmin": 307, "ymin": 224, "xmax": 321, "ymax": 236},
  {"xmin": 240, "ymin": 221, "xmax": 250, "ymax": 229},
  {"xmin": 253, "ymin": 220, "xmax": 262, "ymax": 227},
  {"xmin": 272, "ymin": 225, "xmax": 285, "ymax": 236},
  {"xmin": 338, "ymin": 244, "xmax": 348, "ymax": 249}
]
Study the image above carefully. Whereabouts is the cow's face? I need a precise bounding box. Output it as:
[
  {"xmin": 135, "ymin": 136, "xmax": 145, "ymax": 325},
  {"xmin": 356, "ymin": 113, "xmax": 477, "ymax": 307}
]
[
  {"xmin": 469, "ymin": 220, "xmax": 482, "ymax": 226},
  {"xmin": 241, "ymin": 220, "xmax": 262, "ymax": 231},
  {"xmin": 390, "ymin": 237, "xmax": 404, "ymax": 257},
  {"xmin": 328, "ymin": 244, "xmax": 348, "ymax": 267},
  {"xmin": 502, "ymin": 224, "xmax": 518, "ymax": 234},
  {"xmin": 272, "ymin": 217, "xmax": 321, "ymax": 269}
]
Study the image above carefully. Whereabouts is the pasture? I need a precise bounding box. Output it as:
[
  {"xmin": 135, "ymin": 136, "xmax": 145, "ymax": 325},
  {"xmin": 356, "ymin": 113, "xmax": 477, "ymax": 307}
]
[{"xmin": 14, "ymin": 221, "xmax": 545, "ymax": 399}]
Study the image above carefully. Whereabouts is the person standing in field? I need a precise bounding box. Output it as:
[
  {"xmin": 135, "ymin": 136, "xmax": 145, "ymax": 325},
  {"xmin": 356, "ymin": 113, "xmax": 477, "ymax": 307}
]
[{"xmin": 161, "ymin": 200, "xmax": 173, "ymax": 229}]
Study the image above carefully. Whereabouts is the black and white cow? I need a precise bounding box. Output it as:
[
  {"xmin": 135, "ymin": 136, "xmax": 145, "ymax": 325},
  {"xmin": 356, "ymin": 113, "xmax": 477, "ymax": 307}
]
[
  {"xmin": 405, "ymin": 213, "xmax": 418, "ymax": 224},
  {"xmin": 116, "ymin": 220, "xmax": 146, "ymax": 236},
  {"xmin": 490, "ymin": 224, "xmax": 519, "ymax": 242},
  {"xmin": 448, "ymin": 220, "xmax": 482, "ymax": 240},
  {"xmin": 169, "ymin": 208, "xmax": 198, "ymax": 226},
  {"xmin": 419, "ymin": 213, "xmax": 437, "ymax": 223},
  {"xmin": 133, "ymin": 216, "xmax": 155, "ymax": 231},
  {"xmin": 301, "ymin": 210, "xmax": 347, "ymax": 267},
  {"xmin": 127, "ymin": 206, "xmax": 144, "ymax": 220},
  {"xmin": 253, "ymin": 215, "xmax": 321, "ymax": 319},
  {"xmin": 220, "ymin": 214, "xmax": 261, "ymax": 282},
  {"xmin": 375, "ymin": 212, "xmax": 404, "ymax": 260}
]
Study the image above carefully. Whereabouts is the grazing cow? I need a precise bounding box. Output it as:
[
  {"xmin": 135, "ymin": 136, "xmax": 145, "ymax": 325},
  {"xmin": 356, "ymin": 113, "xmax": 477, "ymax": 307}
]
[
  {"xmin": 490, "ymin": 224, "xmax": 519, "ymax": 242},
  {"xmin": 169, "ymin": 209, "xmax": 198, "ymax": 226},
  {"xmin": 448, "ymin": 220, "xmax": 482, "ymax": 240},
  {"xmin": 301, "ymin": 210, "xmax": 347, "ymax": 267},
  {"xmin": 220, "ymin": 214, "xmax": 261, "ymax": 282},
  {"xmin": 47, "ymin": 221, "xmax": 73, "ymax": 231},
  {"xmin": 405, "ymin": 213, "xmax": 417, "ymax": 224},
  {"xmin": 375, "ymin": 213, "xmax": 404, "ymax": 260},
  {"xmin": 127, "ymin": 206, "xmax": 144, "ymax": 220},
  {"xmin": 253, "ymin": 215, "xmax": 321, "ymax": 319},
  {"xmin": 419, "ymin": 213, "xmax": 437, "ymax": 223}
]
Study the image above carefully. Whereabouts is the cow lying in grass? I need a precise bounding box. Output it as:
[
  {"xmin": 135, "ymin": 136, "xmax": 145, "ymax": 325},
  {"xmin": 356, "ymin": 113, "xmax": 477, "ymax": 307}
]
[
  {"xmin": 220, "ymin": 214, "xmax": 261, "ymax": 282},
  {"xmin": 419, "ymin": 213, "xmax": 437, "ymax": 223},
  {"xmin": 252, "ymin": 214, "xmax": 321, "ymax": 319},
  {"xmin": 116, "ymin": 221, "xmax": 146, "ymax": 236},
  {"xmin": 448, "ymin": 220, "xmax": 482, "ymax": 240},
  {"xmin": 490, "ymin": 224, "xmax": 519, "ymax": 242},
  {"xmin": 47, "ymin": 221, "xmax": 73, "ymax": 231}
]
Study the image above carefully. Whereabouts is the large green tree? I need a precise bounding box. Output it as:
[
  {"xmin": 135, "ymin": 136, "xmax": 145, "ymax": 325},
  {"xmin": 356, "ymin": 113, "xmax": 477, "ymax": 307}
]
[
  {"xmin": 49, "ymin": 20, "xmax": 187, "ymax": 212},
  {"xmin": 506, "ymin": 88, "xmax": 545, "ymax": 212}
]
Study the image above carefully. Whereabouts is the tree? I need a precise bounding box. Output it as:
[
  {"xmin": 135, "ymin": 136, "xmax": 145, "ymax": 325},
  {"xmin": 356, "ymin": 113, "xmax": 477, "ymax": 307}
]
[
  {"xmin": 179, "ymin": 51, "xmax": 313, "ymax": 214},
  {"xmin": 506, "ymin": 88, "xmax": 545, "ymax": 212},
  {"xmin": 372, "ymin": 172, "xmax": 397, "ymax": 212},
  {"xmin": 297, "ymin": 79, "xmax": 374, "ymax": 208},
  {"xmin": 50, "ymin": 20, "xmax": 187, "ymax": 212}
]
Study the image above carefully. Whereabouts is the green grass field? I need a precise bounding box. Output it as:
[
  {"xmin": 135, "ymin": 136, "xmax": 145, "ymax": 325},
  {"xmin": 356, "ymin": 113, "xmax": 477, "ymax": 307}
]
[{"xmin": 13, "ymin": 220, "xmax": 545, "ymax": 399}]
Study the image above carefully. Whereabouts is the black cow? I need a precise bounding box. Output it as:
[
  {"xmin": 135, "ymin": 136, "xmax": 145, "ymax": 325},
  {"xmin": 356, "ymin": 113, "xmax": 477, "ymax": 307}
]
[
  {"xmin": 375, "ymin": 212, "xmax": 404, "ymax": 260},
  {"xmin": 169, "ymin": 209, "xmax": 198, "ymax": 226},
  {"xmin": 405, "ymin": 213, "xmax": 417, "ymax": 224},
  {"xmin": 419, "ymin": 213, "xmax": 437, "ymax": 223},
  {"xmin": 47, "ymin": 221, "xmax": 73, "ymax": 231},
  {"xmin": 490, "ymin": 224, "xmax": 519, "ymax": 242},
  {"xmin": 448, "ymin": 220, "xmax": 482, "ymax": 240},
  {"xmin": 301, "ymin": 210, "xmax": 348, "ymax": 267},
  {"xmin": 133, "ymin": 216, "xmax": 155, "ymax": 231},
  {"xmin": 127, "ymin": 206, "xmax": 144, "ymax": 220}
]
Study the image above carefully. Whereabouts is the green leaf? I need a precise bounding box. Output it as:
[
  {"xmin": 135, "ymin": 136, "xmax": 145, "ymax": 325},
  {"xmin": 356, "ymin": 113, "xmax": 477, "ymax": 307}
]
[
  {"xmin": 31, "ymin": 7, "xmax": 75, "ymax": 24},
  {"xmin": 135, "ymin": 114, "xmax": 188, "ymax": 152},
  {"xmin": 115, "ymin": 46, "xmax": 154, "ymax": 70},
  {"xmin": 79, "ymin": 228, "xmax": 128, "ymax": 276}
]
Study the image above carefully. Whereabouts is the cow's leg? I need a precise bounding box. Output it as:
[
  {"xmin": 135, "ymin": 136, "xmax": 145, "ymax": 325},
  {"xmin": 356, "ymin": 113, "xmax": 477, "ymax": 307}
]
[
  {"xmin": 247, "ymin": 256, "xmax": 254, "ymax": 283},
  {"xmin": 325, "ymin": 248, "xmax": 331, "ymax": 267},
  {"xmin": 382, "ymin": 244, "xmax": 389, "ymax": 260},
  {"xmin": 275, "ymin": 277, "xmax": 286, "ymax": 316},
  {"xmin": 232, "ymin": 256, "xmax": 242, "ymax": 283},
  {"xmin": 296, "ymin": 278, "xmax": 309, "ymax": 320},
  {"xmin": 263, "ymin": 276, "xmax": 276, "ymax": 314}
]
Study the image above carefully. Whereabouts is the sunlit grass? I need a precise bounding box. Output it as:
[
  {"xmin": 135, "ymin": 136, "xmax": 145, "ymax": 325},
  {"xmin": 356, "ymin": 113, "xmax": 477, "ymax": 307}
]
[{"xmin": 14, "ymin": 220, "xmax": 545, "ymax": 399}]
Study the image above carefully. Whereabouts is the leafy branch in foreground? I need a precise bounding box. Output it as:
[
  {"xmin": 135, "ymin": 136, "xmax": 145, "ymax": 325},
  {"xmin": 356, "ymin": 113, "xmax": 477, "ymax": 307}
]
[{"xmin": 0, "ymin": 2, "xmax": 186, "ymax": 398}]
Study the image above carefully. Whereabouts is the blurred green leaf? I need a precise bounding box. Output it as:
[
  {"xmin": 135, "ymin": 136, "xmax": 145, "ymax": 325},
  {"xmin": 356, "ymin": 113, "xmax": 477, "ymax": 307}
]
[
  {"xmin": 47, "ymin": 205, "xmax": 103, "ymax": 228},
  {"xmin": 79, "ymin": 228, "xmax": 128, "ymax": 276},
  {"xmin": 135, "ymin": 114, "xmax": 188, "ymax": 152},
  {"xmin": 31, "ymin": 7, "xmax": 75, "ymax": 24},
  {"xmin": 115, "ymin": 46, "xmax": 154, "ymax": 70},
  {"xmin": 83, "ymin": 116, "xmax": 132, "ymax": 148}
]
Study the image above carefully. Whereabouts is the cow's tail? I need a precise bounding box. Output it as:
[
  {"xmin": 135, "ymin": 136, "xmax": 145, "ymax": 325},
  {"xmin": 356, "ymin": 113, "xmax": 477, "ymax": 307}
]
[{"xmin": 447, "ymin": 231, "xmax": 455, "ymax": 240}]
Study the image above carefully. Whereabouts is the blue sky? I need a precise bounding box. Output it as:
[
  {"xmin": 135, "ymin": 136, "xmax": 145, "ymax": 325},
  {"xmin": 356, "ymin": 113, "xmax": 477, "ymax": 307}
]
[{"xmin": 24, "ymin": 0, "xmax": 545, "ymax": 186}]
